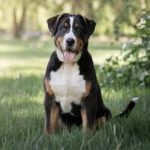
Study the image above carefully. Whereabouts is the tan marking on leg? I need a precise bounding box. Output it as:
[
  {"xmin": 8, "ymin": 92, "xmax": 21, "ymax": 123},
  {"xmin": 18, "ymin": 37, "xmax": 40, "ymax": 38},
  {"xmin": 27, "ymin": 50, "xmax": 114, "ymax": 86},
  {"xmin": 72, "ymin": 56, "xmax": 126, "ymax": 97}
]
[
  {"xmin": 44, "ymin": 118, "xmax": 51, "ymax": 134},
  {"xmin": 44, "ymin": 105, "xmax": 60, "ymax": 134},
  {"xmin": 92, "ymin": 120, "xmax": 98, "ymax": 130},
  {"xmin": 44, "ymin": 78, "xmax": 54, "ymax": 96},
  {"xmin": 81, "ymin": 81, "xmax": 91, "ymax": 99},
  {"xmin": 50, "ymin": 105, "xmax": 60, "ymax": 133},
  {"xmin": 92, "ymin": 116, "xmax": 106, "ymax": 130},
  {"xmin": 81, "ymin": 109, "xmax": 87, "ymax": 131},
  {"xmin": 99, "ymin": 116, "xmax": 106, "ymax": 127}
]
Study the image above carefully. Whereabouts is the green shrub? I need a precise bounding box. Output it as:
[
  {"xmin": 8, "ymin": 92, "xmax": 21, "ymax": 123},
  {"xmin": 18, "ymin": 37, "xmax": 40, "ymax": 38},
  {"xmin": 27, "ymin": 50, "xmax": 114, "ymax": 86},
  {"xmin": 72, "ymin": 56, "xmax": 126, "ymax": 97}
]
[{"xmin": 99, "ymin": 12, "xmax": 150, "ymax": 87}]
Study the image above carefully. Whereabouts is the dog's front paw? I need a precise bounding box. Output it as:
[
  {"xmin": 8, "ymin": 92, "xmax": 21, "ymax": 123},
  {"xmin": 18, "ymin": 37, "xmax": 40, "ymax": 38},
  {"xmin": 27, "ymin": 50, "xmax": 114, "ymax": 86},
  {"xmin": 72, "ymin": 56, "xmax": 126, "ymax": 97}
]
[{"xmin": 44, "ymin": 127, "xmax": 55, "ymax": 134}]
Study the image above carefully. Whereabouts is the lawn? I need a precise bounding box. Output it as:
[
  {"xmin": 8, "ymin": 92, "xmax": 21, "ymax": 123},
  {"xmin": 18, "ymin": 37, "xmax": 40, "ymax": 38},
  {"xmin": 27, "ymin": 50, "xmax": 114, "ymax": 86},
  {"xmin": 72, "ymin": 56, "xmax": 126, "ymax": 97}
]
[{"xmin": 0, "ymin": 39, "xmax": 150, "ymax": 150}]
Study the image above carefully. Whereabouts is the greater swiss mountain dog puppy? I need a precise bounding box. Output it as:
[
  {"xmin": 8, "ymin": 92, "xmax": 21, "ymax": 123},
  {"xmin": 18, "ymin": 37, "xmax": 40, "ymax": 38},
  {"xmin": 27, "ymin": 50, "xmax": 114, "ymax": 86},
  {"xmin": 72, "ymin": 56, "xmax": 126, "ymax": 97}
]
[{"xmin": 44, "ymin": 13, "xmax": 138, "ymax": 134}]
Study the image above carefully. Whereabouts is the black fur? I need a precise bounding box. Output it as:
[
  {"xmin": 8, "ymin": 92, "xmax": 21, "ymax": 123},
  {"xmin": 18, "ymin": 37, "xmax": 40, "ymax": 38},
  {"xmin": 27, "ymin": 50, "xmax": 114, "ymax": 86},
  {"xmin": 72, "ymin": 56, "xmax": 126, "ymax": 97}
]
[
  {"xmin": 44, "ymin": 13, "xmax": 137, "ymax": 133},
  {"xmin": 44, "ymin": 46, "xmax": 111, "ymax": 128}
]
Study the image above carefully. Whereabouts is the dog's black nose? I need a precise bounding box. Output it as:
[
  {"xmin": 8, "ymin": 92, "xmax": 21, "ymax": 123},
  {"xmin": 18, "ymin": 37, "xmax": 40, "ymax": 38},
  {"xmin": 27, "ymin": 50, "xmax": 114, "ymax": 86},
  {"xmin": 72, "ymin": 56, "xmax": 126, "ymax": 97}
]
[{"xmin": 66, "ymin": 38, "xmax": 75, "ymax": 46}]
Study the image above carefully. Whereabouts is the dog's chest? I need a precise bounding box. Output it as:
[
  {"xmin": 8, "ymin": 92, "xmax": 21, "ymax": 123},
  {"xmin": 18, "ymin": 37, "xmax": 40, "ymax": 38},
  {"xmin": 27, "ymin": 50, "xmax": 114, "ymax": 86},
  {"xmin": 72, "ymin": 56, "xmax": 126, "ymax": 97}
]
[{"xmin": 50, "ymin": 63, "xmax": 85, "ymax": 113}]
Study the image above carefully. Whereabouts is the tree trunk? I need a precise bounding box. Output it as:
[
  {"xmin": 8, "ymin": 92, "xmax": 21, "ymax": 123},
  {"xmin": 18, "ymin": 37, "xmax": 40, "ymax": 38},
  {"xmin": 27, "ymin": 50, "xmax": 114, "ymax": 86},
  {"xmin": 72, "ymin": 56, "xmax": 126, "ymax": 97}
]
[{"xmin": 13, "ymin": 5, "xmax": 27, "ymax": 38}]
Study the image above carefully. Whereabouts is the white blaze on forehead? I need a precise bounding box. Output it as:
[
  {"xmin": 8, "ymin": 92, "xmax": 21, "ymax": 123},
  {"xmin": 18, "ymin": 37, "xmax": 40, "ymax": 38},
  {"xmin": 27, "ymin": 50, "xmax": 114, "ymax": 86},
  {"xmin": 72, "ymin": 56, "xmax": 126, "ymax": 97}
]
[
  {"xmin": 69, "ymin": 17, "xmax": 74, "ymax": 37},
  {"xmin": 62, "ymin": 16, "xmax": 76, "ymax": 50}
]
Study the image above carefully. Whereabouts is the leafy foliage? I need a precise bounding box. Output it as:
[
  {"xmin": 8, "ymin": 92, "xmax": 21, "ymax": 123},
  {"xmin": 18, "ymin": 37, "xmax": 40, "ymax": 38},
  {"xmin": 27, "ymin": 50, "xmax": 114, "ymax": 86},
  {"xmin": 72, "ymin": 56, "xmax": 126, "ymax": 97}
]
[
  {"xmin": 99, "ymin": 12, "xmax": 150, "ymax": 87},
  {"xmin": 0, "ymin": 0, "xmax": 148, "ymax": 37}
]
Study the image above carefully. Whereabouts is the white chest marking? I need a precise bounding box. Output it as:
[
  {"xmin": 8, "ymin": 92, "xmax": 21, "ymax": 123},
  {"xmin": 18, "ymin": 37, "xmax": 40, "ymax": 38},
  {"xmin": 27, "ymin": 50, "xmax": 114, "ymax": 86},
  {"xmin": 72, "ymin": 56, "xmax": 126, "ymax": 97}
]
[{"xmin": 50, "ymin": 63, "xmax": 85, "ymax": 113}]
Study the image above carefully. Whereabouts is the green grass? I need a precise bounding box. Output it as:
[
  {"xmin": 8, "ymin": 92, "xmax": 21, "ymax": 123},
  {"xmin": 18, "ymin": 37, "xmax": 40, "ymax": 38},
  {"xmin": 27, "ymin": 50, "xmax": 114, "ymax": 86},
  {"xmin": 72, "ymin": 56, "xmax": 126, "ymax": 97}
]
[{"xmin": 0, "ymin": 39, "xmax": 150, "ymax": 150}]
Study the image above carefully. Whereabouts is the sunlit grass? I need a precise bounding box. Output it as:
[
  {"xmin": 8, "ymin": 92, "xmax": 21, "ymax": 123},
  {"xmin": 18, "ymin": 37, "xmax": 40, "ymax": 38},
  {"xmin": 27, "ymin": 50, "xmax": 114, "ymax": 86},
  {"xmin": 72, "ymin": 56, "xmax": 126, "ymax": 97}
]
[{"xmin": 0, "ymin": 38, "xmax": 121, "ymax": 76}]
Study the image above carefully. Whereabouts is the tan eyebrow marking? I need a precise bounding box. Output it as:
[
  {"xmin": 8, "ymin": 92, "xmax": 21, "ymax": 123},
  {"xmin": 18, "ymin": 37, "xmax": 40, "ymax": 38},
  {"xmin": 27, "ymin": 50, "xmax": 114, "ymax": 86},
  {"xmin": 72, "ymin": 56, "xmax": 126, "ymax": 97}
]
[
  {"xmin": 64, "ymin": 23, "xmax": 68, "ymax": 27},
  {"xmin": 75, "ymin": 23, "xmax": 79, "ymax": 28}
]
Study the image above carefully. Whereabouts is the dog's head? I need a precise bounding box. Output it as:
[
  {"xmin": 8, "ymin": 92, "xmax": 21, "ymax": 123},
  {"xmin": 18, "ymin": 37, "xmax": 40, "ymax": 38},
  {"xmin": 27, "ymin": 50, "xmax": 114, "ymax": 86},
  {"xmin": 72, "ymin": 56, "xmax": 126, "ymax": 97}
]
[{"xmin": 47, "ymin": 13, "xmax": 96, "ymax": 62}]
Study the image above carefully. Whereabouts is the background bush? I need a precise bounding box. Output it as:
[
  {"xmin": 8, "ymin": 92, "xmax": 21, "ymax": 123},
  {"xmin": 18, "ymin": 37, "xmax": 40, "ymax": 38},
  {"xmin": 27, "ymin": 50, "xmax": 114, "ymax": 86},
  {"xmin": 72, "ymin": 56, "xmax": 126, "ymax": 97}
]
[{"xmin": 98, "ymin": 12, "xmax": 150, "ymax": 87}]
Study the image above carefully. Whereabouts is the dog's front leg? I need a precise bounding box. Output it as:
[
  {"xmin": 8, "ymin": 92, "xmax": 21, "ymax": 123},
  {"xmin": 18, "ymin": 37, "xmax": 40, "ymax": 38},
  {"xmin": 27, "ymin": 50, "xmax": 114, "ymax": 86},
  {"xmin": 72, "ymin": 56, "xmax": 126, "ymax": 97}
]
[
  {"xmin": 81, "ymin": 95, "xmax": 96, "ymax": 131},
  {"xmin": 44, "ymin": 98, "xmax": 60, "ymax": 134}
]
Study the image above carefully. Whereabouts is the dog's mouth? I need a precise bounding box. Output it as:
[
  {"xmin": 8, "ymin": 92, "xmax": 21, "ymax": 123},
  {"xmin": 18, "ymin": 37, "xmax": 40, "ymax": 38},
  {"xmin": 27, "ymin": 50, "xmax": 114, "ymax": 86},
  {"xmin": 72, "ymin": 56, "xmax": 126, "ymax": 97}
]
[
  {"xmin": 63, "ymin": 48, "xmax": 77, "ymax": 61},
  {"xmin": 57, "ymin": 42, "xmax": 81, "ymax": 61}
]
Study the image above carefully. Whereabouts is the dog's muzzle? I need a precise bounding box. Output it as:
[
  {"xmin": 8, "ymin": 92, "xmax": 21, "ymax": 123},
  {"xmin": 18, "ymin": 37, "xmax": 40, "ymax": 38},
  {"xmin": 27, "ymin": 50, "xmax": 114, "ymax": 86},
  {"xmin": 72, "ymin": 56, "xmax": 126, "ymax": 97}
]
[{"xmin": 63, "ymin": 38, "xmax": 77, "ymax": 61}]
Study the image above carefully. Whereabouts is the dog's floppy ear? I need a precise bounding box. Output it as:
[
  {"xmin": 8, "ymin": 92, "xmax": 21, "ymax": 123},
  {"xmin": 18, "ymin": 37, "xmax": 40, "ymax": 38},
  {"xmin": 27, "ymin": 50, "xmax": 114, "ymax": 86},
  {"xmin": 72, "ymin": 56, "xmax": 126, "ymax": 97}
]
[
  {"xmin": 77, "ymin": 14, "xmax": 96, "ymax": 38},
  {"xmin": 83, "ymin": 17, "xmax": 96, "ymax": 38},
  {"xmin": 47, "ymin": 13, "xmax": 68, "ymax": 36}
]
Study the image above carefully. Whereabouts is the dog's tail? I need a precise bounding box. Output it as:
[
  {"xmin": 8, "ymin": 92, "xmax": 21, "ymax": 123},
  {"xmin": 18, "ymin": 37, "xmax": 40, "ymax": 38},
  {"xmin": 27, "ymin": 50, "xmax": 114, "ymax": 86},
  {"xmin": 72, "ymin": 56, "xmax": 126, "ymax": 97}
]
[{"xmin": 115, "ymin": 97, "xmax": 139, "ymax": 118}]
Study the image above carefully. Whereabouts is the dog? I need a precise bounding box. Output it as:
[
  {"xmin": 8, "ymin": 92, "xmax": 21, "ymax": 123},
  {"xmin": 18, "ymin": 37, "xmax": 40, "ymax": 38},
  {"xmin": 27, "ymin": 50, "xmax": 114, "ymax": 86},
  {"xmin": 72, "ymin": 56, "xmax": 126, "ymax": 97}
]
[{"xmin": 43, "ymin": 13, "xmax": 138, "ymax": 134}]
